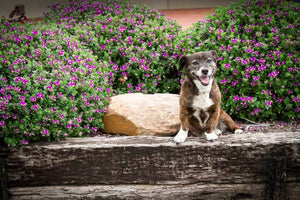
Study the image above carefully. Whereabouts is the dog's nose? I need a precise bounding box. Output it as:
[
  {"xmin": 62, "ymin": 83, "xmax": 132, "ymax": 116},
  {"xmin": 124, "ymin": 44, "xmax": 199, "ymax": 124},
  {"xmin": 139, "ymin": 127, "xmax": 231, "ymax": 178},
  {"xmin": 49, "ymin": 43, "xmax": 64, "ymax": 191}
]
[{"xmin": 201, "ymin": 69, "xmax": 209, "ymax": 75}]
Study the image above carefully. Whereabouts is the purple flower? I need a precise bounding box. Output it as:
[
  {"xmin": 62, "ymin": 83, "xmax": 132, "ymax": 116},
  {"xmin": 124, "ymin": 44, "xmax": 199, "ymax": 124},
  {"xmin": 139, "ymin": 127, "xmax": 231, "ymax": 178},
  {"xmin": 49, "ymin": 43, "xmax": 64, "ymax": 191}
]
[
  {"xmin": 220, "ymin": 79, "xmax": 228, "ymax": 85},
  {"xmin": 258, "ymin": 58, "xmax": 266, "ymax": 65},
  {"xmin": 21, "ymin": 140, "xmax": 28, "ymax": 145},
  {"xmin": 227, "ymin": 10, "xmax": 234, "ymax": 15},
  {"xmin": 36, "ymin": 92, "xmax": 44, "ymax": 98},
  {"xmin": 269, "ymin": 70, "xmax": 279, "ymax": 78},
  {"xmin": 47, "ymin": 84, "xmax": 53, "ymax": 92},
  {"xmin": 232, "ymin": 38, "xmax": 238, "ymax": 44},
  {"xmin": 19, "ymin": 96, "xmax": 25, "ymax": 101},
  {"xmin": 31, "ymin": 96, "xmax": 37, "ymax": 102},
  {"xmin": 242, "ymin": 59, "xmax": 249, "ymax": 65},
  {"xmin": 0, "ymin": 121, "xmax": 5, "ymax": 127},
  {"xmin": 293, "ymin": 96, "xmax": 300, "ymax": 102},
  {"xmin": 253, "ymin": 76, "xmax": 260, "ymax": 81},
  {"xmin": 92, "ymin": 126, "xmax": 98, "ymax": 132},
  {"xmin": 59, "ymin": 50, "xmax": 64, "ymax": 56},
  {"xmin": 32, "ymin": 104, "xmax": 39, "ymax": 110},
  {"xmin": 19, "ymin": 101, "xmax": 26, "ymax": 107},
  {"xmin": 255, "ymin": 42, "xmax": 262, "ymax": 47},
  {"xmin": 224, "ymin": 63, "xmax": 231, "ymax": 69},
  {"xmin": 246, "ymin": 27, "xmax": 252, "ymax": 33},
  {"xmin": 66, "ymin": 124, "xmax": 72, "ymax": 129},
  {"xmin": 41, "ymin": 129, "xmax": 49, "ymax": 136},
  {"xmin": 233, "ymin": 95, "xmax": 239, "ymax": 101},
  {"xmin": 265, "ymin": 101, "xmax": 272, "ymax": 107}
]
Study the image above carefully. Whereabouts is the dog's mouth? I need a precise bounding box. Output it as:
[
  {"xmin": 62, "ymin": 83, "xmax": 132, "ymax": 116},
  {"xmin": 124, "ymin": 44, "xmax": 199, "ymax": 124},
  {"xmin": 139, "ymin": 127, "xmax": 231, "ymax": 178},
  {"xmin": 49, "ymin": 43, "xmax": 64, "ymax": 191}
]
[{"xmin": 195, "ymin": 75, "xmax": 210, "ymax": 86}]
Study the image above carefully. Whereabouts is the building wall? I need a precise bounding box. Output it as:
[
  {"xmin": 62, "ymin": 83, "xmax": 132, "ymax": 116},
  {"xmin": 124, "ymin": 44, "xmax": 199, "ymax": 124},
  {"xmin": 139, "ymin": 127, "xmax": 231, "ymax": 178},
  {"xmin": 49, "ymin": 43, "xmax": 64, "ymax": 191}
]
[
  {"xmin": 130, "ymin": 0, "xmax": 237, "ymax": 9},
  {"xmin": 0, "ymin": 0, "xmax": 236, "ymax": 19},
  {"xmin": 0, "ymin": 0, "xmax": 70, "ymax": 19}
]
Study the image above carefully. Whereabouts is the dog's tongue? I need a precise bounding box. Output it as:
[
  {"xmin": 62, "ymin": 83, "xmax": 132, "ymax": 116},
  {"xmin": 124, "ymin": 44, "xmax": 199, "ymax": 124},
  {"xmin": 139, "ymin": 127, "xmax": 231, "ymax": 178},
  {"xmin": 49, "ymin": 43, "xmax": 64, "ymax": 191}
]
[{"xmin": 200, "ymin": 76, "xmax": 210, "ymax": 85}]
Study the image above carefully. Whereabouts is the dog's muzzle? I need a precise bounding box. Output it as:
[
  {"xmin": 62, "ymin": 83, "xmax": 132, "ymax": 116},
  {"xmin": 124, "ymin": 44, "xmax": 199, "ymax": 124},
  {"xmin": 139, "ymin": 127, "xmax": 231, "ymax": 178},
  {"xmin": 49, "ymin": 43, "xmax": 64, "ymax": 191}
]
[{"xmin": 194, "ymin": 67, "xmax": 212, "ymax": 86}]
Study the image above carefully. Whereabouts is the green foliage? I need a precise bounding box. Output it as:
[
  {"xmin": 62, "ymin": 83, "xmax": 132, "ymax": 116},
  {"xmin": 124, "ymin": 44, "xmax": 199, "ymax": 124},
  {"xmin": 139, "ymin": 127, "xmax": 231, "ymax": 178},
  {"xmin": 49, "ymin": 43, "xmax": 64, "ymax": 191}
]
[
  {"xmin": 0, "ymin": 0, "xmax": 182, "ymax": 146},
  {"xmin": 1, "ymin": 0, "xmax": 299, "ymax": 146},
  {"xmin": 44, "ymin": 0, "xmax": 182, "ymax": 94},
  {"xmin": 176, "ymin": 0, "xmax": 299, "ymax": 121},
  {"xmin": 0, "ymin": 20, "xmax": 112, "ymax": 146}
]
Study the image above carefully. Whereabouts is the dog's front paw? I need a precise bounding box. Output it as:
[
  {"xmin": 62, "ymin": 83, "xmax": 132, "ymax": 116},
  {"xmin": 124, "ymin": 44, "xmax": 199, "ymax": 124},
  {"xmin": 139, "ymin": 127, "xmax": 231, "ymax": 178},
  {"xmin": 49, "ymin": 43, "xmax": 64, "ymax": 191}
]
[
  {"xmin": 214, "ymin": 128, "xmax": 222, "ymax": 136},
  {"xmin": 174, "ymin": 128, "xmax": 188, "ymax": 144},
  {"xmin": 234, "ymin": 129, "xmax": 243, "ymax": 134},
  {"xmin": 205, "ymin": 132, "xmax": 219, "ymax": 141}
]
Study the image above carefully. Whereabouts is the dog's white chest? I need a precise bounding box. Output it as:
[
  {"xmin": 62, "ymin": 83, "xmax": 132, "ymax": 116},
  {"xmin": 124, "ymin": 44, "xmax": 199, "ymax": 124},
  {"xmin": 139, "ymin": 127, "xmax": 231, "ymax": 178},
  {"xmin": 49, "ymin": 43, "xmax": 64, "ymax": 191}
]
[
  {"xmin": 192, "ymin": 93, "xmax": 213, "ymax": 110},
  {"xmin": 192, "ymin": 93, "xmax": 213, "ymax": 126}
]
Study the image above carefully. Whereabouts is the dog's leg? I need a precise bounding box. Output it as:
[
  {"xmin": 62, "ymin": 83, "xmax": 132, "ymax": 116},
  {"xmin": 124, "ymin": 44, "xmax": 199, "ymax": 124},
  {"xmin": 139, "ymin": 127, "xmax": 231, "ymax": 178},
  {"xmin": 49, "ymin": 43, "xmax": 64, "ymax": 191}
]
[
  {"xmin": 219, "ymin": 109, "xmax": 243, "ymax": 134},
  {"xmin": 204, "ymin": 106, "xmax": 221, "ymax": 140},
  {"xmin": 174, "ymin": 126, "xmax": 188, "ymax": 144}
]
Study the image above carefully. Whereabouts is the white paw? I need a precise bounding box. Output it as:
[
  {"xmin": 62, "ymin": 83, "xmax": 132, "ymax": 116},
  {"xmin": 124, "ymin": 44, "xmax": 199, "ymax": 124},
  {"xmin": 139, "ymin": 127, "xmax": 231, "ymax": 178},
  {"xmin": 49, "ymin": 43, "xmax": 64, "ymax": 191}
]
[
  {"xmin": 234, "ymin": 129, "xmax": 243, "ymax": 134},
  {"xmin": 174, "ymin": 128, "xmax": 188, "ymax": 144},
  {"xmin": 214, "ymin": 128, "xmax": 222, "ymax": 136},
  {"xmin": 205, "ymin": 132, "xmax": 219, "ymax": 141}
]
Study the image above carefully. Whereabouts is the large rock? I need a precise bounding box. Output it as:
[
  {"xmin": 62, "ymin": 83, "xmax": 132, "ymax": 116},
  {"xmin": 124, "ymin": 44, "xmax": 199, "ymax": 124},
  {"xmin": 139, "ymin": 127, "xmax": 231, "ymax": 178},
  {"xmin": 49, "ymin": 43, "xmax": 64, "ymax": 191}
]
[{"xmin": 103, "ymin": 93, "xmax": 180, "ymax": 136}]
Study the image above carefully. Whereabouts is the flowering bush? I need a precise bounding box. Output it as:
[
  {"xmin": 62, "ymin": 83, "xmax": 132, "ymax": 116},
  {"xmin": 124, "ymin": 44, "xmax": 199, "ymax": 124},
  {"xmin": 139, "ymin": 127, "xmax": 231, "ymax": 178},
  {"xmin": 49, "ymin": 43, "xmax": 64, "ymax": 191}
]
[
  {"xmin": 177, "ymin": 0, "xmax": 299, "ymax": 121},
  {"xmin": 44, "ymin": 0, "xmax": 182, "ymax": 94},
  {"xmin": 0, "ymin": 0, "xmax": 181, "ymax": 146},
  {"xmin": 0, "ymin": 20, "xmax": 112, "ymax": 146},
  {"xmin": 1, "ymin": 0, "xmax": 299, "ymax": 146}
]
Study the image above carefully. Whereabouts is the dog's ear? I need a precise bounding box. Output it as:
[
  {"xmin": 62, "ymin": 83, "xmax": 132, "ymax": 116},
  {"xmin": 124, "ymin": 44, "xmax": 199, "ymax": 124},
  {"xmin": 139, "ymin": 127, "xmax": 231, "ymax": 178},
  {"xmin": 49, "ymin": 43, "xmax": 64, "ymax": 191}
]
[
  {"xmin": 210, "ymin": 50, "xmax": 217, "ymax": 60},
  {"xmin": 178, "ymin": 55, "xmax": 188, "ymax": 72}
]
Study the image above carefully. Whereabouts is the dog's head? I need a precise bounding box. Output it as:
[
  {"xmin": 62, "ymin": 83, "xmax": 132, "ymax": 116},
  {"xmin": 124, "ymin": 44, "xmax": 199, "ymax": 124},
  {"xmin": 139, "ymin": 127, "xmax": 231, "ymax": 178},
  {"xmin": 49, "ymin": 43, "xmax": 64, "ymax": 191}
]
[{"xmin": 179, "ymin": 50, "xmax": 217, "ymax": 86}]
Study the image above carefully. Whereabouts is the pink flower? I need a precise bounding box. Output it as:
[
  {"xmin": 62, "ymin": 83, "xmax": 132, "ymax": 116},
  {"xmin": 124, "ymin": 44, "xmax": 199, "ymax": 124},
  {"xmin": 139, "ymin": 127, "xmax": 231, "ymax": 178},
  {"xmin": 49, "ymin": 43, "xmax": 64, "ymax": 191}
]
[
  {"xmin": 269, "ymin": 70, "xmax": 279, "ymax": 78},
  {"xmin": 21, "ymin": 140, "xmax": 28, "ymax": 144},
  {"xmin": 0, "ymin": 121, "xmax": 5, "ymax": 127},
  {"xmin": 32, "ymin": 104, "xmax": 39, "ymax": 110},
  {"xmin": 36, "ymin": 92, "xmax": 44, "ymax": 98},
  {"xmin": 265, "ymin": 101, "xmax": 272, "ymax": 107},
  {"xmin": 41, "ymin": 129, "xmax": 49, "ymax": 136},
  {"xmin": 31, "ymin": 96, "xmax": 37, "ymax": 102},
  {"xmin": 233, "ymin": 95, "xmax": 239, "ymax": 101},
  {"xmin": 224, "ymin": 63, "xmax": 231, "ymax": 69},
  {"xmin": 19, "ymin": 101, "xmax": 26, "ymax": 107}
]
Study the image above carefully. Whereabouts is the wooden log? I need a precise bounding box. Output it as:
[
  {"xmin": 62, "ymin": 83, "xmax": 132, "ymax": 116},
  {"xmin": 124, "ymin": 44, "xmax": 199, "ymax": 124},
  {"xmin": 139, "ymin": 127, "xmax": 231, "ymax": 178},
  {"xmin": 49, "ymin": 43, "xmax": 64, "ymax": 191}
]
[
  {"xmin": 8, "ymin": 183, "xmax": 300, "ymax": 200},
  {"xmin": 3, "ymin": 132, "xmax": 300, "ymax": 199},
  {"xmin": 0, "ymin": 154, "xmax": 9, "ymax": 200}
]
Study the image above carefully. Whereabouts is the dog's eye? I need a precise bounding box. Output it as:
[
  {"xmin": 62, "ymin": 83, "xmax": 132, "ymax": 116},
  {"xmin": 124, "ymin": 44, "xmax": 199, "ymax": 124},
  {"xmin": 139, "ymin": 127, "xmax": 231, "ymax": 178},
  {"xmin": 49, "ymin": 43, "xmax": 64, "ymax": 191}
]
[
  {"xmin": 207, "ymin": 58, "xmax": 212, "ymax": 63},
  {"xmin": 192, "ymin": 61, "xmax": 198, "ymax": 65}
]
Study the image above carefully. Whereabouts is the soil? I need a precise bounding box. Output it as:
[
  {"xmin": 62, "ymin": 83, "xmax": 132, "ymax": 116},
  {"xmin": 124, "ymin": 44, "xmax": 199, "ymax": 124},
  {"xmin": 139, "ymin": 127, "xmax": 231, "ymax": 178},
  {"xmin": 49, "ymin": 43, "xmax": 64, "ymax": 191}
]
[{"xmin": 237, "ymin": 120, "xmax": 300, "ymax": 133}]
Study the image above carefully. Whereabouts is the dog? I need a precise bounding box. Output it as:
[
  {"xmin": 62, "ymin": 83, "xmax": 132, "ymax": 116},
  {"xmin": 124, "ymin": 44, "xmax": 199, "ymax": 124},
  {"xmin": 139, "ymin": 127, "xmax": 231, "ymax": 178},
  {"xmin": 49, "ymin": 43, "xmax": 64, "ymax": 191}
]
[{"xmin": 174, "ymin": 50, "xmax": 243, "ymax": 143}]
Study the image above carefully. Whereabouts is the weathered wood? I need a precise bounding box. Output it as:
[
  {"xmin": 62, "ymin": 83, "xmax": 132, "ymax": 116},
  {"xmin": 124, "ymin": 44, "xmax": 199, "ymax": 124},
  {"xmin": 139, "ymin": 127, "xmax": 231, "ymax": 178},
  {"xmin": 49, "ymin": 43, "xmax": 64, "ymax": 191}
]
[
  {"xmin": 0, "ymin": 154, "xmax": 9, "ymax": 200},
  {"xmin": 8, "ymin": 183, "xmax": 300, "ymax": 200},
  {"xmin": 266, "ymin": 156, "xmax": 287, "ymax": 200},
  {"xmin": 3, "ymin": 132, "xmax": 300, "ymax": 199}
]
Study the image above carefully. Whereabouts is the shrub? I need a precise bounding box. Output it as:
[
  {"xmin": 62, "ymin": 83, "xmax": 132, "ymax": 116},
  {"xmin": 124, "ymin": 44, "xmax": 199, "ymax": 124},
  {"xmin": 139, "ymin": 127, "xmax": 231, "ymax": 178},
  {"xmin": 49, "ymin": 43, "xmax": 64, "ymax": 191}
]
[
  {"xmin": 44, "ymin": 0, "xmax": 182, "ymax": 94},
  {"xmin": 0, "ymin": 20, "xmax": 112, "ymax": 146},
  {"xmin": 0, "ymin": 0, "xmax": 182, "ymax": 146},
  {"xmin": 177, "ymin": 0, "xmax": 299, "ymax": 121}
]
